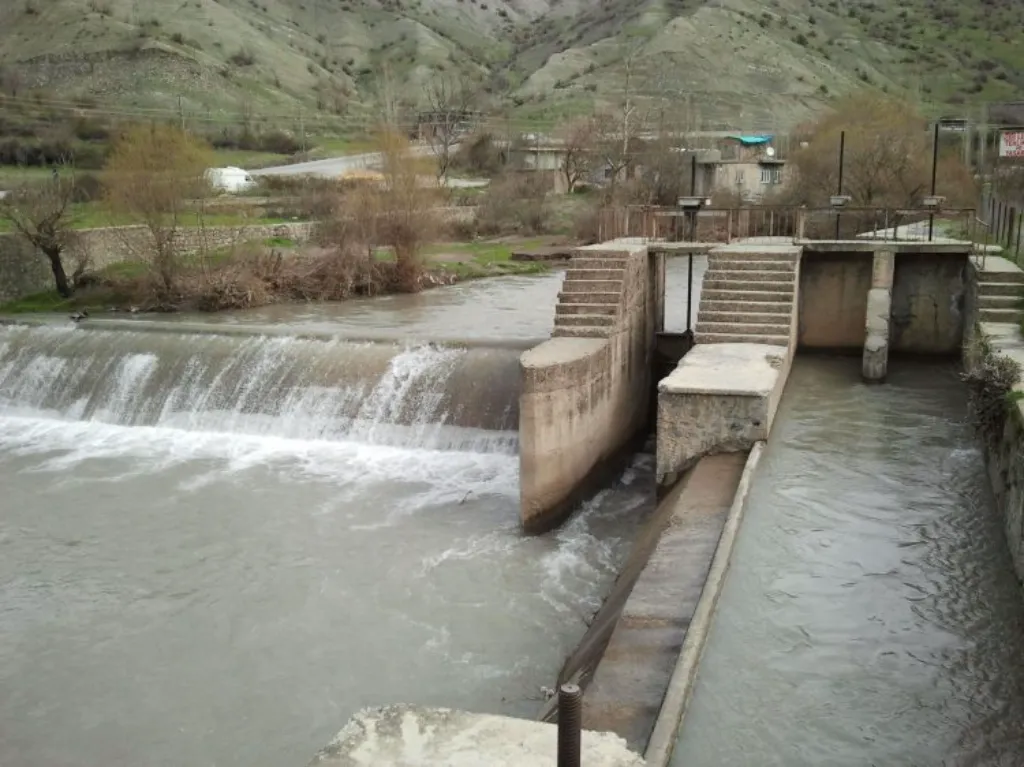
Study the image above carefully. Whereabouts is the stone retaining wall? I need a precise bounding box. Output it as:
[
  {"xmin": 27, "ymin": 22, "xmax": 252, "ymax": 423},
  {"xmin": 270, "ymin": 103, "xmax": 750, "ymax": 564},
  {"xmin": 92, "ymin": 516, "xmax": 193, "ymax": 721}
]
[
  {"xmin": 964, "ymin": 256, "xmax": 1024, "ymax": 585},
  {"xmin": 0, "ymin": 222, "xmax": 315, "ymax": 303}
]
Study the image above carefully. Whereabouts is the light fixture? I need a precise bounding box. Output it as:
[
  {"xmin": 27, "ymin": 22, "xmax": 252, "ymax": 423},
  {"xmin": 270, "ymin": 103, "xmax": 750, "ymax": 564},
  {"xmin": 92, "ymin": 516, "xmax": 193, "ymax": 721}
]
[
  {"xmin": 677, "ymin": 196, "xmax": 707, "ymax": 211},
  {"xmin": 830, "ymin": 195, "xmax": 852, "ymax": 209}
]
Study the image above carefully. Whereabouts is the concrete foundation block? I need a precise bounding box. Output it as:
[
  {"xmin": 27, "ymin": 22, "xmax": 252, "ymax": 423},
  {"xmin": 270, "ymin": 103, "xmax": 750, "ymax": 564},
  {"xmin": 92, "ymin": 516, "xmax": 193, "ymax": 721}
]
[
  {"xmin": 309, "ymin": 705, "xmax": 645, "ymax": 766},
  {"xmin": 656, "ymin": 343, "xmax": 784, "ymax": 483}
]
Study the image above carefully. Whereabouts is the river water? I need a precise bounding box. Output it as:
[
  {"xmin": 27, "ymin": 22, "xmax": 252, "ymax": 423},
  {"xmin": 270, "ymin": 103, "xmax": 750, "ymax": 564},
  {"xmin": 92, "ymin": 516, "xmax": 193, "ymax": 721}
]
[
  {"xmin": 675, "ymin": 358, "xmax": 1024, "ymax": 767},
  {"xmin": 0, "ymin": 257, "xmax": 708, "ymax": 767},
  {"xmin": 0, "ymin": 262, "xmax": 705, "ymax": 767}
]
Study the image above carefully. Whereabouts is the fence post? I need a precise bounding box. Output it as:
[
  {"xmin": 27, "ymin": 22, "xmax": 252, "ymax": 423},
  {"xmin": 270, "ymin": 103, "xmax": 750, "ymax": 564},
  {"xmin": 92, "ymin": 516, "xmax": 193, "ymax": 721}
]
[{"xmin": 796, "ymin": 208, "xmax": 806, "ymax": 241}]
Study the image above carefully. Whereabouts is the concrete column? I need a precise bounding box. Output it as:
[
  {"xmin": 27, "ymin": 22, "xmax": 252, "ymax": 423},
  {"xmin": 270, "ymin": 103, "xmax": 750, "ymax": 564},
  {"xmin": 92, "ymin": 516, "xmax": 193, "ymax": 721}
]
[{"xmin": 863, "ymin": 248, "xmax": 895, "ymax": 382}]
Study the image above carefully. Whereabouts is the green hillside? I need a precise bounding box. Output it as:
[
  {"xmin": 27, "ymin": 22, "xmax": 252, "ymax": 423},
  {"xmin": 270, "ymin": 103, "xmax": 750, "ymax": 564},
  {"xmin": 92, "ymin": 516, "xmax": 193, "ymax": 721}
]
[{"xmin": 0, "ymin": 0, "xmax": 1021, "ymax": 133}]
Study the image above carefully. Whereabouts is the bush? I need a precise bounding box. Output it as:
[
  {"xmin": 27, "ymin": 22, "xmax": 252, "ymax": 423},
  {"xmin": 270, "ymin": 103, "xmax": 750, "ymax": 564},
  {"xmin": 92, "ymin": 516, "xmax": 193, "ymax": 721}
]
[
  {"xmin": 207, "ymin": 127, "xmax": 301, "ymax": 155},
  {"xmin": 476, "ymin": 172, "xmax": 550, "ymax": 235},
  {"xmin": 451, "ymin": 131, "xmax": 505, "ymax": 177},
  {"xmin": 70, "ymin": 172, "xmax": 104, "ymax": 203},
  {"xmin": 962, "ymin": 349, "xmax": 1021, "ymax": 443}
]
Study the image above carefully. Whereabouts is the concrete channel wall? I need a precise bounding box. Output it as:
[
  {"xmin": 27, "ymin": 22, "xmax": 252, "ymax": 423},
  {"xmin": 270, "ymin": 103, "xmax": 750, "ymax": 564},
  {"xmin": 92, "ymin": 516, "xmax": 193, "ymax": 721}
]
[
  {"xmin": 519, "ymin": 242, "xmax": 661, "ymax": 533},
  {"xmin": 964, "ymin": 255, "xmax": 1024, "ymax": 584},
  {"xmin": 798, "ymin": 244, "xmax": 970, "ymax": 355}
]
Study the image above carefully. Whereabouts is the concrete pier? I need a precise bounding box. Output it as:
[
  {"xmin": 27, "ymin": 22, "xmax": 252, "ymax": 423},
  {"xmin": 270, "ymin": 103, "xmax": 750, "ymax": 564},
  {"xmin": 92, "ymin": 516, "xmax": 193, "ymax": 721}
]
[
  {"xmin": 519, "ymin": 243, "xmax": 660, "ymax": 532},
  {"xmin": 863, "ymin": 248, "xmax": 894, "ymax": 382},
  {"xmin": 656, "ymin": 343, "xmax": 785, "ymax": 486}
]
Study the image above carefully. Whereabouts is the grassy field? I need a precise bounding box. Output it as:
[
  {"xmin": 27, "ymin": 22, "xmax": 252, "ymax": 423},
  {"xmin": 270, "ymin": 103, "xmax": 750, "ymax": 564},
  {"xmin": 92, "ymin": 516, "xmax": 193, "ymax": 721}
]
[{"xmin": 0, "ymin": 202, "xmax": 296, "ymax": 234}]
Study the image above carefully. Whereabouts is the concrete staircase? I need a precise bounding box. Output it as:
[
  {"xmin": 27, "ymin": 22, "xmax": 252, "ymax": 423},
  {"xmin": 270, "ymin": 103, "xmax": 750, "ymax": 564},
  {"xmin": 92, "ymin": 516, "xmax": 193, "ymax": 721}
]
[
  {"xmin": 695, "ymin": 249, "xmax": 799, "ymax": 345},
  {"xmin": 553, "ymin": 252, "xmax": 626, "ymax": 338},
  {"xmin": 975, "ymin": 258, "xmax": 1024, "ymax": 326}
]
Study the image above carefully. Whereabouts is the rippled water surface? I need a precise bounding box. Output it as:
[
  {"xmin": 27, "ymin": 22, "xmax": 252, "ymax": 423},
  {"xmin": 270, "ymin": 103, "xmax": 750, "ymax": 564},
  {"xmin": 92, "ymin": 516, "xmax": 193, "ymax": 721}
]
[{"xmin": 675, "ymin": 358, "xmax": 1024, "ymax": 767}]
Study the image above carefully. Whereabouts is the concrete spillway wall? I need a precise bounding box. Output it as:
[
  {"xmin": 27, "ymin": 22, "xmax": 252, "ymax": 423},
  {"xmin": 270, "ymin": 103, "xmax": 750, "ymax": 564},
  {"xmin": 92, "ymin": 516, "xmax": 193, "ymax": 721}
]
[{"xmin": 519, "ymin": 242, "xmax": 661, "ymax": 533}]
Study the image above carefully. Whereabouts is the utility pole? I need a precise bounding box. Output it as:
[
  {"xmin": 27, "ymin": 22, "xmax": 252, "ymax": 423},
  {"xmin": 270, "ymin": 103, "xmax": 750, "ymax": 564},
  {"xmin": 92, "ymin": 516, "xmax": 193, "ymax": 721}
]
[{"xmin": 299, "ymin": 109, "xmax": 306, "ymax": 153}]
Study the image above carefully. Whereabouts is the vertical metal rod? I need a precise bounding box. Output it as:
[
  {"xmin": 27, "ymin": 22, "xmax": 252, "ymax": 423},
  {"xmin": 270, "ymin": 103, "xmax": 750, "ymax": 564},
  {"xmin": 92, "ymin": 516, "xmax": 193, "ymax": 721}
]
[
  {"xmin": 835, "ymin": 130, "xmax": 845, "ymax": 240},
  {"xmin": 687, "ymin": 254, "xmax": 693, "ymax": 333},
  {"xmin": 690, "ymin": 153, "xmax": 697, "ymax": 196},
  {"xmin": 928, "ymin": 121, "xmax": 939, "ymax": 242},
  {"xmin": 557, "ymin": 683, "xmax": 582, "ymax": 767},
  {"xmin": 1016, "ymin": 211, "xmax": 1023, "ymax": 263}
]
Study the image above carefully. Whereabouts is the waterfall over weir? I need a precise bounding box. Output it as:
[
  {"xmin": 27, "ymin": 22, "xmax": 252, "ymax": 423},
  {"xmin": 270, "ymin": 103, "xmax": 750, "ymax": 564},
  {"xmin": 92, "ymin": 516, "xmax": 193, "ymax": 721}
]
[{"xmin": 0, "ymin": 324, "xmax": 522, "ymax": 454}]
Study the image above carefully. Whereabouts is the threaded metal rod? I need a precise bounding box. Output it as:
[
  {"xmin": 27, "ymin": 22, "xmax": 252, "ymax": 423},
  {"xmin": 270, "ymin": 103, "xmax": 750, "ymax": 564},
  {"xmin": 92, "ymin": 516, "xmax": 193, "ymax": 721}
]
[{"xmin": 558, "ymin": 683, "xmax": 582, "ymax": 767}]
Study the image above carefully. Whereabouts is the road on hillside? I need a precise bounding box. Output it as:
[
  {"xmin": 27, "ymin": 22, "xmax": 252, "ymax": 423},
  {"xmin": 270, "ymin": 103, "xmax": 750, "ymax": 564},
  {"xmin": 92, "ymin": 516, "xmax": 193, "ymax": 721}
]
[{"xmin": 252, "ymin": 144, "xmax": 439, "ymax": 179}]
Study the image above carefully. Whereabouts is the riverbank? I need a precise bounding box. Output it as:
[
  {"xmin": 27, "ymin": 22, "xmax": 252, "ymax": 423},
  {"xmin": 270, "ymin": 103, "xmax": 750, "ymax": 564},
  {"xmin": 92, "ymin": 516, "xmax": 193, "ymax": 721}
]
[{"xmin": 0, "ymin": 236, "xmax": 558, "ymax": 316}]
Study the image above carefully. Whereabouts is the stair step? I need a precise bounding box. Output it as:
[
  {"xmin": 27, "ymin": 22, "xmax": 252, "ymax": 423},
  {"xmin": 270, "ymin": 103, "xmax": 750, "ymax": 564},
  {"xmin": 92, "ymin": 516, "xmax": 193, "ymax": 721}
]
[
  {"xmin": 559, "ymin": 291, "xmax": 620, "ymax": 305},
  {"xmin": 979, "ymin": 308, "xmax": 1023, "ymax": 323},
  {"xmin": 977, "ymin": 281, "xmax": 1024, "ymax": 297},
  {"xmin": 699, "ymin": 299, "xmax": 791, "ymax": 315},
  {"xmin": 553, "ymin": 325, "xmax": 610, "ymax": 339},
  {"xmin": 707, "ymin": 259, "xmax": 795, "ymax": 272},
  {"xmin": 978, "ymin": 270, "xmax": 1024, "ymax": 285},
  {"xmin": 979, "ymin": 294, "xmax": 1021, "ymax": 310},
  {"xmin": 702, "ymin": 278, "xmax": 794, "ymax": 294},
  {"xmin": 705, "ymin": 269, "xmax": 795, "ymax": 283},
  {"xmin": 696, "ymin": 321, "xmax": 790, "ymax": 335},
  {"xmin": 700, "ymin": 310, "xmax": 792, "ymax": 324},
  {"xmin": 561, "ymin": 279, "xmax": 623, "ymax": 294},
  {"xmin": 572, "ymin": 258, "xmax": 630, "ymax": 270},
  {"xmin": 697, "ymin": 333, "xmax": 790, "ymax": 346},
  {"xmin": 711, "ymin": 252, "xmax": 798, "ymax": 263},
  {"xmin": 701, "ymin": 288, "xmax": 795, "ymax": 303},
  {"xmin": 555, "ymin": 303, "xmax": 618, "ymax": 317},
  {"xmin": 554, "ymin": 313, "xmax": 615, "ymax": 327},
  {"xmin": 568, "ymin": 268, "xmax": 626, "ymax": 281}
]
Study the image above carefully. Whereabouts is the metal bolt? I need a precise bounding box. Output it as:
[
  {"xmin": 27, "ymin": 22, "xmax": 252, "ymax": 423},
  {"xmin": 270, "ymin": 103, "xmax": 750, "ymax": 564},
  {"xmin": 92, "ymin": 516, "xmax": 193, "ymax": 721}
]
[{"xmin": 557, "ymin": 683, "xmax": 582, "ymax": 767}]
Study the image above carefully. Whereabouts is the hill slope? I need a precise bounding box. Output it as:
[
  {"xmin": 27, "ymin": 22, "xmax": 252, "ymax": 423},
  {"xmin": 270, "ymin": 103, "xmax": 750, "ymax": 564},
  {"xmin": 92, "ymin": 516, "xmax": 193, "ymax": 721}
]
[{"xmin": 0, "ymin": 0, "xmax": 1021, "ymax": 131}]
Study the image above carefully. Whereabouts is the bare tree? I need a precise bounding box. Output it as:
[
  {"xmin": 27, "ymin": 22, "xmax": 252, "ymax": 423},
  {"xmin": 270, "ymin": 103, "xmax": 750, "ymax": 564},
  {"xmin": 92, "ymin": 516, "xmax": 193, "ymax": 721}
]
[
  {"xmin": 782, "ymin": 93, "xmax": 979, "ymax": 209},
  {"xmin": 104, "ymin": 124, "xmax": 213, "ymax": 295},
  {"xmin": 375, "ymin": 63, "xmax": 402, "ymax": 130},
  {"xmin": 558, "ymin": 117, "xmax": 595, "ymax": 193},
  {"xmin": 591, "ymin": 37, "xmax": 650, "ymax": 192},
  {"xmin": 423, "ymin": 75, "xmax": 472, "ymax": 182},
  {"xmin": 1, "ymin": 170, "xmax": 78, "ymax": 297}
]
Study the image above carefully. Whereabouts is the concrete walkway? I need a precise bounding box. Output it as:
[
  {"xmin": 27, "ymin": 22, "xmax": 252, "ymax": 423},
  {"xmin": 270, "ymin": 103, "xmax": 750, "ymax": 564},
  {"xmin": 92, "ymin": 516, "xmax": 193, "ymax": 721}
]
[{"xmin": 582, "ymin": 453, "xmax": 747, "ymax": 751}]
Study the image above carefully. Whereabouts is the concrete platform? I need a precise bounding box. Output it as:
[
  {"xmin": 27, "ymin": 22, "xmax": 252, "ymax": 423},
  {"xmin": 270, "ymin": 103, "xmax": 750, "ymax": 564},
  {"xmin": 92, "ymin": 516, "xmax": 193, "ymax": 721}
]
[
  {"xmin": 582, "ymin": 454, "xmax": 746, "ymax": 751},
  {"xmin": 308, "ymin": 705, "xmax": 645, "ymax": 766},
  {"xmin": 659, "ymin": 342, "xmax": 784, "ymax": 396},
  {"xmin": 657, "ymin": 344, "xmax": 785, "ymax": 484}
]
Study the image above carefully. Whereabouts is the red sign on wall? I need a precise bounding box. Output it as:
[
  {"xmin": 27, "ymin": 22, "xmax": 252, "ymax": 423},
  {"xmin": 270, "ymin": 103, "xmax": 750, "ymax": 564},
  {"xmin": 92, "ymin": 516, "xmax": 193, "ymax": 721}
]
[{"xmin": 1000, "ymin": 131, "xmax": 1024, "ymax": 158}]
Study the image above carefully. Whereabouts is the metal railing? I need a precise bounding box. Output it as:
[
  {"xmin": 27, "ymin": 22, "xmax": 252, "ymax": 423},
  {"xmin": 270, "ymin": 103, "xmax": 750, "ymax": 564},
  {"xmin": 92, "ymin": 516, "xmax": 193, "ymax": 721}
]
[{"xmin": 597, "ymin": 205, "xmax": 981, "ymax": 245}]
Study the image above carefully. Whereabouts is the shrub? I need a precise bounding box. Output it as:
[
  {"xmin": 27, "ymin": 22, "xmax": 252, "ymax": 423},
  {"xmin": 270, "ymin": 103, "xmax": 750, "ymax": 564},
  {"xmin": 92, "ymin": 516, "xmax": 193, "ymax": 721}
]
[
  {"xmin": 476, "ymin": 172, "xmax": 550, "ymax": 235},
  {"xmin": 962, "ymin": 349, "xmax": 1022, "ymax": 444}
]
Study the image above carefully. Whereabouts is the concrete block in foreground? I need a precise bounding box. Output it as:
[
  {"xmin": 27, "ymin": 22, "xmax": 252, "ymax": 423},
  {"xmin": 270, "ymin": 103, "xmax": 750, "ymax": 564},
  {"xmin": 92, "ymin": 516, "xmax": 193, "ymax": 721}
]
[
  {"xmin": 656, "ymin": 343, "xmax": 784, "ymax": 485},
  {"xmin": 309, "ymin": 705, "xmax": 646, "ymax": 766}
]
